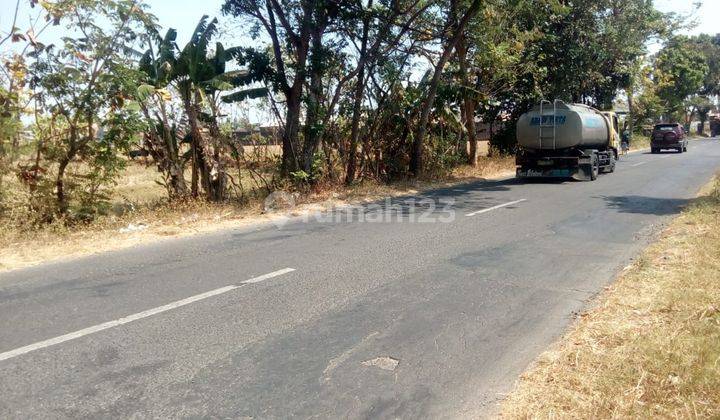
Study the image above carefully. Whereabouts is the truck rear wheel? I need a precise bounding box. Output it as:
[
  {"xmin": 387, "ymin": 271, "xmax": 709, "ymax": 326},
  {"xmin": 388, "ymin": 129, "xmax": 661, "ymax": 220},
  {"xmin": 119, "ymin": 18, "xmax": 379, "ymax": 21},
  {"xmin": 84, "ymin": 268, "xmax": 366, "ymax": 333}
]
[
  {"xmin": 606, "ymin": 152, "xmax": 616, "ymax": 173},
  {"xmin": 599, "ymin": 152, "xmax": 615, "ymax": 174},
  {"xmin": 590, "ymin": 154, "xmax": 599, "ymax": 180}
]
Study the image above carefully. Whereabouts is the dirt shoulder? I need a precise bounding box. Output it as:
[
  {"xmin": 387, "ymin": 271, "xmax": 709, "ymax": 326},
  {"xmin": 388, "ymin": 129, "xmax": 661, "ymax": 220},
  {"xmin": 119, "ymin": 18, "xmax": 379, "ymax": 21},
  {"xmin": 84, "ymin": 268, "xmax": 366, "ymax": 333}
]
[
  {"xmin": 500, "ymin": 176, "xmax": 720, "ymax": 418},
  {"xmin": 0, "ymin": 157, "xmax": 514, "ymax": 273}
]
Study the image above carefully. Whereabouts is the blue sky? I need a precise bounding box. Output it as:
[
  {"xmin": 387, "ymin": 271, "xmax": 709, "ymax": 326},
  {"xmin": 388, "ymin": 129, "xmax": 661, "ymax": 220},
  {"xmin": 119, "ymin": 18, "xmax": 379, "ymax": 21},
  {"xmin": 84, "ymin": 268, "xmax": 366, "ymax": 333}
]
[
  {"xmin": 0, "ymin": 0, "xmax": 228, "ymax": 48},
  {"xmin": 143, "ymin": 0, "xmax": 227, "ymax": 45},
  {"xmin": 1, "ymin": 0, "xmax": 717, "ymax": 123},
  {"xmin": 2, "ymin": 0, "xmax": 718, "ymax": 48},
  {"xmin": 654, "ymin": 0, "xmax": 719, "ymax": 36}
]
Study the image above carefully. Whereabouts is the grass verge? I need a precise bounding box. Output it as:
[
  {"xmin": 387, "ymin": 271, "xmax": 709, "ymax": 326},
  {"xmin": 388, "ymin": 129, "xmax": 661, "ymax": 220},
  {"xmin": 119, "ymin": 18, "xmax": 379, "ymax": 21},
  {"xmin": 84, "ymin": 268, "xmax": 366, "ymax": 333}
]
[
  {"xmin": 630, "ymin": 133, "xmax": 651, "ymax": 151},
  {"xmin": 500, "ymin": 176, "xmax": 720, "ymax": 418}
]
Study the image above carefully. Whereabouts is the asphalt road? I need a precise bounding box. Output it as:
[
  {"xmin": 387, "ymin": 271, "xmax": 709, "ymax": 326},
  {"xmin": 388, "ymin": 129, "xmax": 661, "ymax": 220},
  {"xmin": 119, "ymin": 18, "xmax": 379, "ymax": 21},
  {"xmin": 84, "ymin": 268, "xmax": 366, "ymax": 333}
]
[{"xmin": 1, "ymin": 138, "xmax": 719, "ymax": 419}]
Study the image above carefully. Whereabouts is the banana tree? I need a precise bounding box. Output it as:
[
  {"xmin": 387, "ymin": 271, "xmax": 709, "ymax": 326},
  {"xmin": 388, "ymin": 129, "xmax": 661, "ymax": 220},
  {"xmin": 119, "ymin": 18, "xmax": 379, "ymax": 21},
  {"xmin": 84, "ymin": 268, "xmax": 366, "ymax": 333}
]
[
  {"xmin": 137, "ymin": 27, "xmax": 188, "ymax": 198},
  {"xmin": 171, "ymin": 15, "xmax": 269, "ymax": 201}
]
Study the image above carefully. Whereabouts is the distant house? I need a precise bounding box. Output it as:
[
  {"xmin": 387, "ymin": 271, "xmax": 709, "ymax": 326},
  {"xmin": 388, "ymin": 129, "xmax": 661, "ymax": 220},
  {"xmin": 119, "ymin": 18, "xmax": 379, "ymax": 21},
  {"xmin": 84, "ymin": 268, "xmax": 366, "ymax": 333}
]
[
  {"xmin": 472, "ymin": 120, "xmax": 507, "ymax": 156},
  {"xmin": 232, "ymin": 125, "xmax": 282, "ymax": 145}
]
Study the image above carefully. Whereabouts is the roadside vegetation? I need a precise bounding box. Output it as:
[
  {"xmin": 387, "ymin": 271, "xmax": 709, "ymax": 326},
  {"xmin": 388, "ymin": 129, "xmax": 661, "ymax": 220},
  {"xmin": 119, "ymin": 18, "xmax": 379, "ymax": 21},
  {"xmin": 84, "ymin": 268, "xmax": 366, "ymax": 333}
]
[
  {"xmin": 501, "ymin": 176, "xmax": 720, "ymax": 418},
  {"xmin": 0, "ymin": 153, "xmax": 513, "ymax": 271},
  {"xmin": 631, "ymin": 133, "xmax": 651, "ymax": 151},
  {"xmin": 0, "ymin": 0, "xmax": 719, "ymax": 268}
]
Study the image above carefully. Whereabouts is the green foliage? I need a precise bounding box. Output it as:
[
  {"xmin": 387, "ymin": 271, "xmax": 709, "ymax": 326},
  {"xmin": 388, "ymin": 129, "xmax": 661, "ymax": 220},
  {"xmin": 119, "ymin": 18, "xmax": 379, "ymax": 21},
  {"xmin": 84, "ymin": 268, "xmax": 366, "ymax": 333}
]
[
  {"xmin": 289, "ymin": 152, "xmax": 325, "ymax": 184},
  {"xmin": 689, "ymin": 34, "xmax": 720, "ymax": 96},
  {"xmin": 525, "ymin": 0, "xmax": 665, "ymax": 108},
  {"xmin": 654, "ymin": 36, "xmax": 709, "ymax": 118},
  {"xmin": 9, "ymin": 0, "xmax": 153, "ymax": 222},
  {"xmin": 634, "ymin": 65, "xmax": 665, "ymax": 126},
  {"xmin": 134, "ymin": 14, "xmax": 274, "ymax": 201},
  {"xmin": 221, "ymin": 86, "xmax": 268, "ymax": 103},
  {"xmin": 490, "ymin": 123, "xmax": 518, "ymax": 154},
  {"xmin": 0, "ymin": 88, "xmax": 23, "ymax": 167}
]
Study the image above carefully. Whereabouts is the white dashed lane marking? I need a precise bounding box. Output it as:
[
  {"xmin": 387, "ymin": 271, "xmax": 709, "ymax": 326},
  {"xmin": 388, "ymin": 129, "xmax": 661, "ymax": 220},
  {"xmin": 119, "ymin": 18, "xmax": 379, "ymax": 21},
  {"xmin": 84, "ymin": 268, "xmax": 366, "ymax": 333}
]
[
  {"xmin": 466, "ymin": 199, "xmax": 527, "ymax": 217},
  {"xmin": 0, "ymin": 268, "xmax": 296, "ymax": 362}
]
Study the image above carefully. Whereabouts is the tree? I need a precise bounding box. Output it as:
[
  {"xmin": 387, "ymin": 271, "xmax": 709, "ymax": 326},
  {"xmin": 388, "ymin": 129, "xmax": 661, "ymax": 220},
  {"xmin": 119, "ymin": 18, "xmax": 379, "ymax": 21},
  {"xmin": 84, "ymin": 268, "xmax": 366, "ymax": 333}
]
[
  {"xmin": 685, "ymin": 95, "xmax": 713, "ymax": 134},
  {"xmin": 522, "ymin": 0, "xmax": 664, "ymax": 109},
  {"xmin": 654, "ymin": 36, "xmax": 708, "ymax": 120},
  {"xmin": 633, "ymin": 64, "xmax": 664, "ymax": 128},
  {"xmin": 409, "ymin": 0, "xmax": 483, "ymax": 177},
  {"xmin": 137, "ymin": 28, "xmax": 188, "ymax": 198},
  {"xmin": 170, "ymin": 15, "xmax": 268, "ymax": 201},
  {"xmin": 690, "ymin": 33, "xmax": 720, "ymax": 97},
  {"xmin": 451, "ymin": 0, "xmax": 545, "ymax": 160},
  {"xmin": 25, "ymin": 0, "xmax": 151, "ymax": 218},
  {"xmin": 341, "ymin": 0, "xmax": 430, "ymax": 183},
  {"xmin": 0, "ymin": 0, "xmax": 59, "ymax": 202},
  {"xmin": 222, "ymin": 0, "xmax": 318, "ymax": 175}
]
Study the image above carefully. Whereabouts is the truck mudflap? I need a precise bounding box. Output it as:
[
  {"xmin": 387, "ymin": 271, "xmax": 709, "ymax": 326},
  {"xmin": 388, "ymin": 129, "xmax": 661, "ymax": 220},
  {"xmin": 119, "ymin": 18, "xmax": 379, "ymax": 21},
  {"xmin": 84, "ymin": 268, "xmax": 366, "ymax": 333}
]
[
  {"xmin": 516, "ymin": 166, "xmax": 593, "ymax": 180},
  {"xmin": 516, "ymin": 168, "xmax": 574, "ymax": 178}
]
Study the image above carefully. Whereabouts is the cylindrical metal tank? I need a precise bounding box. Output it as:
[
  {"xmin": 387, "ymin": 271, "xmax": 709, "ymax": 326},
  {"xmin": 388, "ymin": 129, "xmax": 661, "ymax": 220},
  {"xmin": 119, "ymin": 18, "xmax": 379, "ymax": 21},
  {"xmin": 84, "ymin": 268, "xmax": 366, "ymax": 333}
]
[{"xmin": 516, "ymin": 101, "xmax": 611, "ymax": 150}]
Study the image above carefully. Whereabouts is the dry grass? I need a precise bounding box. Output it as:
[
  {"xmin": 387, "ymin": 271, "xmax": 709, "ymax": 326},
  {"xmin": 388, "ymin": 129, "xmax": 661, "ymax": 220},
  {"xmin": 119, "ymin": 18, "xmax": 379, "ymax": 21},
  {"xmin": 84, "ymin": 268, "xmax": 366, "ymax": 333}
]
[
  {"xmin": 0, "ymin": 155, "xmax": 515, "ymax": 272},
  {"xmin": 501, "ymin": 177, "xmax": 720, "ymax": 419},
  {"xmin": 450, "ymin": 155, "xmax": 516, "ymax": 180},
  {"xmin": 111, "ymin": 160, "xmax": 167, "ymax": 205},
  {"xmin": 630, "ymin": 133, "xmax": 651, "ymax": 151}
]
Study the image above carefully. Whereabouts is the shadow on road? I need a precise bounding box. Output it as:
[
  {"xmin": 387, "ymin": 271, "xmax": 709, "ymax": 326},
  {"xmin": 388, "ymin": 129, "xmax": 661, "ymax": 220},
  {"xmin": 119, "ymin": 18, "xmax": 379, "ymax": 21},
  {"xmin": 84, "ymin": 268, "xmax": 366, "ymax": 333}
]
[
  {"xmin": 599, "ymin": 195, "xmax": 691, "ymax": 215},
  {"xmin": 239, "ymin": 177, "xmax": 523, "ymax": 234},
  {"xmin": 426, "ymin": 177, "xmax": 517, "ymax": 195}
]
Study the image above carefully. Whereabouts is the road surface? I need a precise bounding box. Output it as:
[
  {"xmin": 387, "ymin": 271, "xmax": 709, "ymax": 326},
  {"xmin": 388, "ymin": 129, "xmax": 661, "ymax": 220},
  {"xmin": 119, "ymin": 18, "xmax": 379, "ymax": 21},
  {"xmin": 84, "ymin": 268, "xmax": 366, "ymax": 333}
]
[{"xmin": 1, "ymin": 138, "xmax": 719, "ymax": 419}]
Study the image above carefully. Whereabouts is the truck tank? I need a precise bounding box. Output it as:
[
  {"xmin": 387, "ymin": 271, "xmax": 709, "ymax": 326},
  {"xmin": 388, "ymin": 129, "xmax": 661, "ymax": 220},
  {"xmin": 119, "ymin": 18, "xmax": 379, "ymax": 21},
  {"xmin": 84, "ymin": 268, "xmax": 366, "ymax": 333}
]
[{"xmin": 516, "ymin": 101, "xmax": 611, "ymax": 150}]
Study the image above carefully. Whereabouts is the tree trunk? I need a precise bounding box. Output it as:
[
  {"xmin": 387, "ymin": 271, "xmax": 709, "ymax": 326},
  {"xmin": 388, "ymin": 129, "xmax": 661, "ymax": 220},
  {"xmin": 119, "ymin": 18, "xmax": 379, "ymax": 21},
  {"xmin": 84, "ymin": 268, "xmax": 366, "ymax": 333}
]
[
  {"xmin": 142, "ymin": 102, "xmax": 187, "ymax": 199},
  {"xmin": 159, "ymin": 100, "xmax": 187, "ymax": 198},
  {"xmin": 56, "ymin": 157, "xmax": 70, "ymax": 215},
  {"xmin": 345, "ymin": 4, "xmax": 371, "ymax": 184},
  {"xmin": 455, "ymin": 31, "xmax": 477, "ymax": 166},
  {"xmin": 282, "ymin": 84, "xmax": 303, "ymax": 175},
  {"xmin": 466, "ymin": 98, "xmax": 477, "ymax": 164},
  {"xmin": 183, "ymin": 92, "xmax": 212, "ymax": 199},
  {"xmin": 168, "ymin": 164, "xmax": 187, "ymax": 197},
  {"xmin": 301, "ymin": 25, "xmax": 326, "ymax": 175},
  {"xmin": 191, "ymin": 141, "xmax": 200, "ymax": 197},
  {"xmin": 55, "ymin": 121, "xmax": 80, "ymax": 216},
  {"xmin": 698, "ymin": 112, "xmax": 707, "ymax": 135},
  {"xmin": 410, "ymin": 0, "xmax": 483, "ymax": 177},
  {"xmin": 205, "ymin": 96, "xmax": 227, "ymax": 202},
  {"xmin": 627, "ymin": 85, "xmax": 635, "ymax": 137}
]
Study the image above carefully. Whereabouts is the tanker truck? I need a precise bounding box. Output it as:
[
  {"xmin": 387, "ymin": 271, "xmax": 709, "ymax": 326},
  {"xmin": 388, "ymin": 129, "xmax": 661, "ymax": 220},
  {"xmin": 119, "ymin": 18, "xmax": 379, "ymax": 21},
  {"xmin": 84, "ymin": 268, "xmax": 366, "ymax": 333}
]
[{"xmin": 515, "ymin": 100, "xmax": 620, "ymax": 181}]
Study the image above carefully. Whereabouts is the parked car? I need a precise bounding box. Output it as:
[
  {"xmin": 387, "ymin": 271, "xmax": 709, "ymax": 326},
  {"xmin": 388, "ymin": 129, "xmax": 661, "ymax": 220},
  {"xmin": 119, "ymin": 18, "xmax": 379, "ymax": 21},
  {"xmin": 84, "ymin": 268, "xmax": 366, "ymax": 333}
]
[
  {"xmin": 710, "ymin": 116, "xmax": 720, "ymax": 137},
  {"xmin": 651, "ymin": 123, "xmax": 688, "ymax": 153}
]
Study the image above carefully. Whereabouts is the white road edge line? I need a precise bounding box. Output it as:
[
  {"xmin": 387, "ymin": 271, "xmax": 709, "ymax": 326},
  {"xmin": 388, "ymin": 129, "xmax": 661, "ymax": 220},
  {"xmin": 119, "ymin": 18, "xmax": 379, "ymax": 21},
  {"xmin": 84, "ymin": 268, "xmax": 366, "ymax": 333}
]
[
  {"xmin": 631, "ymin": 161, "xmax": 647, "ymax": 167},
  {"xmin": 466, "ymin": 199, "xmax": 527, "ymax": 217},
  {"xmin": 0, "ymin": 268, "xmax": 296, "ymax": 362}
]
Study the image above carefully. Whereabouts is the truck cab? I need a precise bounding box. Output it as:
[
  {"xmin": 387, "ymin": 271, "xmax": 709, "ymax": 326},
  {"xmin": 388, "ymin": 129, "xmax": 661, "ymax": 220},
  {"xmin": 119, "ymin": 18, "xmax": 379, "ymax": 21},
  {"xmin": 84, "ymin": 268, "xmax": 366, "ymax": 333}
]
[{"xmin": 601, "ymin": 111, "xmax": 621, "ymax": 154}]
